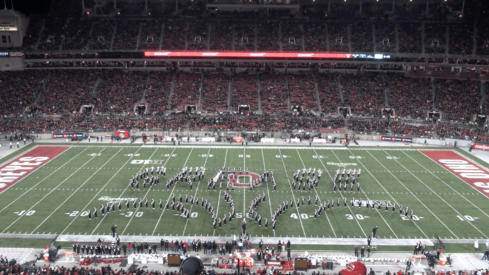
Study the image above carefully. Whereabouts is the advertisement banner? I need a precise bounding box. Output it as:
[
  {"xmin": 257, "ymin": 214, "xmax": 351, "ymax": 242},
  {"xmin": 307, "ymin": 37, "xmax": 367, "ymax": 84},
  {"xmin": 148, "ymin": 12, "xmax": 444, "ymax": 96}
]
[
  {"xmin": 473, "ymin": 143, "xmax": 489, "ymax": 151},
  {"xmin": 381, "ymin": 136, "xmax": 412, "ymax": 143}
]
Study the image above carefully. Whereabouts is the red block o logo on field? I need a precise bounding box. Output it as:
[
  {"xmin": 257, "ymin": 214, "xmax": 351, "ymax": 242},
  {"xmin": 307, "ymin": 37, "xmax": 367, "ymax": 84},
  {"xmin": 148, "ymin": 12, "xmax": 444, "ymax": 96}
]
[{"xmin": 228, "ymin": 172, "xmax": 260, "ymax": 188}]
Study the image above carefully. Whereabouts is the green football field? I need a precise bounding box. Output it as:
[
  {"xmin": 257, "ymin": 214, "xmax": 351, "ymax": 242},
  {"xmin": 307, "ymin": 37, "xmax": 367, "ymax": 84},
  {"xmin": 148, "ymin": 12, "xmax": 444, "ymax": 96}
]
[{"xmin": 1, "ymin": 144, "xmax": 489, "ymax": 243}]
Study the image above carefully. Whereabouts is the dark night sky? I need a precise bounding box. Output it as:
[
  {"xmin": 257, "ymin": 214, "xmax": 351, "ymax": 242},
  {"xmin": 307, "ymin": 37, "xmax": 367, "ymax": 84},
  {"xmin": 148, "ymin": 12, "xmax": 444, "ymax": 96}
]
[{"xmin": 2, "ymin": 0, "xmax": 51, "ymax": 15}]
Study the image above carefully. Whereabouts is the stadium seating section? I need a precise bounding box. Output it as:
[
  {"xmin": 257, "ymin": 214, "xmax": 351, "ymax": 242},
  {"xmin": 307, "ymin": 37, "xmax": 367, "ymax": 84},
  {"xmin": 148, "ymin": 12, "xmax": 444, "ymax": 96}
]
[{"xmin": 0, "ymin": 0, "xmax": 488, "ymax": 143}]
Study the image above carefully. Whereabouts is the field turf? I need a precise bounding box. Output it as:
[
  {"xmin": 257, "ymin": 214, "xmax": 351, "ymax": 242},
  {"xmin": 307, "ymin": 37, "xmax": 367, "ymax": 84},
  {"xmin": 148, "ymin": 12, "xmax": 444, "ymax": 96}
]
[{"xmin": 1, "ymin": 145, "xmax": 489, "ymax": 243}]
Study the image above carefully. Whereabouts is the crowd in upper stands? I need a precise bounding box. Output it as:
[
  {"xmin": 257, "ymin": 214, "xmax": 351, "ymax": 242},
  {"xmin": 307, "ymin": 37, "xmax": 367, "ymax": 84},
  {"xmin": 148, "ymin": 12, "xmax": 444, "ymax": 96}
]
[{"xmin": 16, "ymin": 0, "xmax": 487, "ymax": 56}]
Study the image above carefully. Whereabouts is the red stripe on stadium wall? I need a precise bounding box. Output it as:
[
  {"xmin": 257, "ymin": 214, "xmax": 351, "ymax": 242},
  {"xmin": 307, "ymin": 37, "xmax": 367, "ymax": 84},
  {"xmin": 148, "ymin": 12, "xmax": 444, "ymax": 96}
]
[
  {"xmin": 421, "ymin": 150, "xmax": 489, "ymax": 198},
  {"xmin": 144, "ymin": 51, "xmax": 352, "ymax": 59},
  {"xmin": 0, "ymin": 146, "xmax": 70, "ymax": 194}
]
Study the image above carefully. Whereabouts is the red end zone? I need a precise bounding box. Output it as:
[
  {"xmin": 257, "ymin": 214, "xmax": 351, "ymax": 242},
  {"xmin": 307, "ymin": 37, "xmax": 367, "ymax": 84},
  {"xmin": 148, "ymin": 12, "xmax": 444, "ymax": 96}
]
[
  {"xmin": 421, "ymin": 150, "xmax": 489, "ymax": 198},
  {"xmin": 0, "ymin": 146, "xmax": 70, "ymax": 194}
]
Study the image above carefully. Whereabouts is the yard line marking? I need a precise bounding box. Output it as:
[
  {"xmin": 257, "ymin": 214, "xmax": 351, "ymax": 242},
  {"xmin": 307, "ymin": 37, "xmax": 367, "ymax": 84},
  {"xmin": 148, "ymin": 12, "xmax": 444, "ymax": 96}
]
[
  {"xmin": 60, "ymin": 146, "xmax": 146, "ymax": 234},
  {"xmin": 119, "ymin": 147, "xmax": 177, "ymax": 235},
  {"xmin": 295, "ymin": 149, "xmax": 336, "ymax": 238},
  {"xmin": 365, "ymin": 150, "xmax": 459, "ymax": 238},
  {"xmin": 29, "ymin": 148, "xmax": 122, "ymax": 234},
  {"xmin": 331, "ymin": 150, "xmax": 400, "ymax": 238},
  {"xmin": 69, "ymin": 145, "xmax": 421, "ymax": 150},
  {"xmin": 89, "ymin": 146, "xmax": 161, "ymax": 235},
  {"xmin": 182, "ymin": 148, "xmax": 211, "ymax": 236},
  {"xmin": 261, "ymin": 149, "xmax": 275, "ymax": 237},
  {"xmin": 243, "ymin": 148, "xmax": 246, "ymax": 217},
  {"xmin": 409, "ymin": 151, "xmax": 489, "ymax": 219},
  {"xmin": 0, "ymin": 147, "xmax": 87, "ymax": 215},
  {"xmin": 151, "ymin": 148, "xmax": 194, "ymax": 235},
  {"xmin": 1, "ymin": 147, "xmax": 107, "ymax": 234},
  {"xmin": 278, "ymin": 149, "xmax": 306, "ymax": 238},
  {"xmin": 311, "ymin": 148, "xmax": 367, "ymax": 238},
  {"xmin": 213, "ymin": 148, "xmax": 228, "ymax": 236},
  {"xmin": 382, "ymin": 150, "xmax": 488, "ymax": 239}
]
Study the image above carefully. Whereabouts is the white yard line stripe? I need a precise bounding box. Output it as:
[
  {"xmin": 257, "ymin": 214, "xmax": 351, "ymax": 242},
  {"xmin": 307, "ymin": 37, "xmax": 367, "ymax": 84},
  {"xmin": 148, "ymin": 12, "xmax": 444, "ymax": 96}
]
[
  {"xmin": 364, "ymin": 150, "xmax": 459, "ymax": 238},
  {"xmin": 90, "ymin": 146, "xmax": 162, "ymax": 234},
  {"xmin": 382, "ymin": 150, "xmax": 488, "ymax": 239},
  {"xmin": 243, "ymin": 148, "xmax": 246, "ymax": 217},
  {"xmin": 30, "ymin": 148, "xmax": 122, "ymax": 234},
  {"xmin": 278, "ymin": 148, "xmax": 307, "ymax": 238},
  {"xmin": 407, "ymin": 151, "xmax": 489, "ymax": 219},
  {"xmin": 213, "ymin": 148, "xmax": 228, "ymax": 236},
  {"xmin": 261, "ymin": 149, "xmax": 276, "ymax": 237},
  {"xmin": 1, "ymin": 147, "xmax": 106, "ymax": 234},
  {"xmin": 329, "ymin": 150, "xmax": 399, "ymax": 238},
  {"xmin": 120, "ymin": 147, "xmax": 178, "ymax": 235},
  {"xmin": 341, "ymin": 148, "xmax": 429, "ymax": 239},
  {"xmin": 294, "ymin": 149, "xmax": 337, "ymax": 238},
  {"xmin": 311, "ymin": 148, "xmax": 368, "ymax": 238},
  {"xmin": 182, "ymin": 148, "xmax": 211, "ymax": 236},
  {"xmin": 0, "ymin": 147, "xmax": 86, "ymax": 214},
  {"xmin": 333, "ymin": 152, "xmax": 399, "ymax": 238},
  {"xmin": 151, "ymin": 148, "xmax": 194, "ymax": 235},
  {"xmin": 61, "ymin": 147, "xmax": 143, "ymax": 234}
]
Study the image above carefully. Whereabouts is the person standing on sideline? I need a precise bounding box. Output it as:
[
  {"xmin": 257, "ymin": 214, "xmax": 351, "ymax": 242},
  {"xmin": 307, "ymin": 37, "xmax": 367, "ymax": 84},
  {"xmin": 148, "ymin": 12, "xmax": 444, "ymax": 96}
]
[
  {"xmin": 475, "ymin": 240, "xmax": 479, "ymax": 252},
  {"xmin": 111, "ymin": 224, "xmax": 117, "ymax": 238},
  {"xmin": 482, "ymin": 248, "xmax": 489, "ymax": 260},
  {"xmin": 9, "ymin": 142, "xmax": 12, "ymax": 149},
  {"xmin": 367, "ymin": 246, "xmax": 371, "ymax": 257},
  {"xmin": 367, "ymin": 236, "xmax": 372, "ymax": 247},
  {"xmin": 354, "ymin": 245, "xmax": 359, "ymax": 257},
  {"xmin": 372, "ymin": 226, "xmax": 378, "ymax": 238},
  {"xmin": 413, "ymin": 242, "xmax": 419, "ymax": 255},
  {"xmin": 23, "ymin": 138, "xmax": 26, "ymax": 145},
  {"xmin": 16, "ymin": 141, "xmax": 19, "ymax": 148},
  {"xmin": 361, "ymin": 246, "xmax": 365, "ymax": 257},
  {"xmin": 369, "ymin": 268, "xmax": 375, "ymax": 275}
]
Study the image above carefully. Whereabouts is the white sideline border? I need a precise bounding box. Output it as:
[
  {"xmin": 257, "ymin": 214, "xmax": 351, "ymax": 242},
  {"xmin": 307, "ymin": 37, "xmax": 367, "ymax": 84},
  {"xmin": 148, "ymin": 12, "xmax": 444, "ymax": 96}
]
[{"xmin": 42, "ymin": 145, "xmax": 424, "ymax": 150}]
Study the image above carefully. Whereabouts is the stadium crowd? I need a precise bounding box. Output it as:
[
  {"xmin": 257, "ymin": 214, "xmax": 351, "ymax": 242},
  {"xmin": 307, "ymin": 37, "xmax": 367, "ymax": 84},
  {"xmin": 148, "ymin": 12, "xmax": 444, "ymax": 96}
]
[
  {"xmin": 1, "ymin": 0, "xmax": 488, "ymax": 143},
  {"xmin": 0, "ymin": 69, "xmax": 486, "ymax": 141}
]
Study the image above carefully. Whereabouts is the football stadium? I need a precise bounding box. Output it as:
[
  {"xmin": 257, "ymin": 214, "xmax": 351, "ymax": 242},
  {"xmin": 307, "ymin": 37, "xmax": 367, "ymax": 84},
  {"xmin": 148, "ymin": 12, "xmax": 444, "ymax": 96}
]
[{"xmin": 0, "ymin": 0, "xmax": 489, "ymax": 274}]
